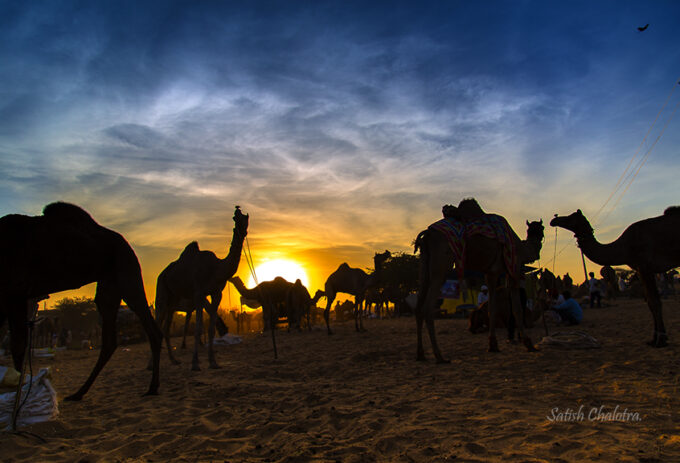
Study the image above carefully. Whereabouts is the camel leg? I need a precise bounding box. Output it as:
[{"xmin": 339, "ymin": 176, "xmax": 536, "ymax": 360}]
[
  {"xmin": 66, "ymin": 281, "xmax": 121, "ymax": 401},
  {"xmin": 355, "ymin": 297, "xmax": 366, "ymax": 332},
  {"xmin": 181, "ymin": 311, "xmax": 191, "ymax": 349},
  {"xmin": 153, "ymin": 290, "xmax": 180, "ymax": 366},
  {"xmin": 640, "ymin": 271, "xmax": 668, "ymax": 347},
  {"xmin": 486, "ymin": 278, "xmax": 500, "ymax": 353},
  {"xmin": 423, "ymin": 276, "xmax": 449, "ymax": 363},
  {"xmin": 415, "ymin": 290, "xmax": 426, "ymax": 361},
  {"xmin": 324, "ymin": 292, "xmax": 335, "ymax": 335},
  {"xmin": 207, "ymin": 294, "xmax": 221, "ymax": 369},
  {"xmin": 191, "ymin": 295, "xmax": 204, "ymax": 371},
  {"xmin": 509, "ymin": 287, "xmax": 536, "ymax": 352},
  {"xmin": 161, "ymin": 309, "xmax": 180, "ymax": 365},
  {"xmin": 7, "ymin": 299, "xmax": 28, "ymax": 372},
  {"xmin": 124, "ymin": 287, "xmax": 163, "ymax": 396}
]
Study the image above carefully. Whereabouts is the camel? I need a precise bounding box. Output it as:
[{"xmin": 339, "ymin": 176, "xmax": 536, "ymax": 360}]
[
  {"xmin": 180, "ymin": 308, "xmax": 230, "ymax": 348},
  {"xmin": 468, "ymin": 288, "xmax": 545, "ymax": 334},
  {"xmin": 551, "ymin": 207, "xmax": 680, "ymax": 347},
  {"xmin": 154, "ymin": 206, "xmax": 248, "ymax": 370},
  {"xmin": 600, "ymin": 265, "xmax": 619, "ymax": 299},
  {"xmin": 563, "ymin": 272, "xmax": 573, "ymax": 292},
  {"xmin": 286, "ymin": 280, "xmax": 324, "ymax": 330},
  {"xmin": 414, "ymin": 199, "xmax": 544, "ymax": 361},
  {"xmin": 323, "ymin": 251, "xmax": 391, "ymax": 335},
  {"xmin": 364, "ymin": 288, "xmax": 386, "ymax": 319},
  {"xmin": 228, "ymin": 276, "xmax": 294, "ymax": 330},
  {"xmin": 538, "ymin": 268, "xmax": 562, "ymax": 300},
  {"xmin": 0, "ymin": 202, "xmax": 162, "ymax": 400}
]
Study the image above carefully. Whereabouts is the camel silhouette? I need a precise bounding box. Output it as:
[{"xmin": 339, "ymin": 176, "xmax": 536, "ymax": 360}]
[
  {"xmin": 600, "ymin": 265, "xmax": 619, "ymax": 299},
  {"xmin": 323, "ymin": 251, "xmax": 391, "ymax": 335},
  {"xmin": 286, "ymin": 280, "xmax": 325, "ymax": 330},
  {"xmin": 154, "ymin": 206, "xmax": 248, "ymax": 370},
  {"xmin": 179, "ymin": 305, "xmax": 230, "ymax": 349},
  {"xmin": 0, "ymin": 202, "xmax": 162, "ymax": 400},
  {"xmin": 551, "ymin": 207, "xmax": 680, "ymax": 347},
  {"xmin": 228, "ymin": 276, "xmax": 294, "ymax": 331},
  {"xmin": 415, "ymin": 199, "xmax": 544, "ymax": 361}
]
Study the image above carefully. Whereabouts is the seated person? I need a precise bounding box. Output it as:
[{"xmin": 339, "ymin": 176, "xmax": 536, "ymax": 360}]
[
  {"xmin": 477, "ymin": 285, "xmax": 489, "ymax": 305},
  {"xmin": 551, "ymin": 291, "xmax": 583, "ymax": 326}
]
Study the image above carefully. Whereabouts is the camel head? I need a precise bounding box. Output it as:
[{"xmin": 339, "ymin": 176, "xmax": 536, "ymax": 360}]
[
  {"xmin": 312, "ymin": 289, "xmax": 325, "ymax": 302},
  {"xmin": 374, "ymin": 250, "xmax": 391, "ymax": 270},
  {"xmin": 525, "ymin": 219, "xmax": 544, "ymax": 242},
  {"xmin": 442, "ymin": 204, "xmax": 458, "ymax": 219},
  {"xmin": 375, "ymin": 250, "xmax": 391, "ymax": 262},
  {"xmin": 233, "ymin": 206, "xmax": 249, "ymax": 238},
  {"xmin": 550, "ymin": 209, "xmax": 593, "ymax": 238}
]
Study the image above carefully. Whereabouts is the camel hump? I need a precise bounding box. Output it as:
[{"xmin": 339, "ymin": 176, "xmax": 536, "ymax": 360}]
[
  {"xmin": 664, "ymin": 206, "xmax": 680, "ymax": 216},
  {"xmin": 43, "ymin": 202, "xmax": 99, "ymax": 225},
  {"xmin": 180, "ymin": 241, "xmax": 200, "ymax": 259},
  {"xmin": 457, "ymin": 197, "xmax": 486, "ymax": 219}
]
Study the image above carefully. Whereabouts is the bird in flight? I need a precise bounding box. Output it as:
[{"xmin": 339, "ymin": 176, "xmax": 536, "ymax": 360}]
[{"xmin": 637, "ymin": 24, "xmax": 649, "ymax": 32}]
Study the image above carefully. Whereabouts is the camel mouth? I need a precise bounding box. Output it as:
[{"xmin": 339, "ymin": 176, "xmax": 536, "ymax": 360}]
[{"xmin": 549, "ymin": 217, "xmax": 562, "ymax": 227}]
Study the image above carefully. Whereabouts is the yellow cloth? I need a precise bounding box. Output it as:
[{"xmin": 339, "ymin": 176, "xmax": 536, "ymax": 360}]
[{"xmin": 0, "ymin": 366, "xmax": 21, "ymax": 388}]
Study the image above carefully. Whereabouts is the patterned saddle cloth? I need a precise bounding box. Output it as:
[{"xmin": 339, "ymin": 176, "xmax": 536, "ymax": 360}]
[{"xmin": 429, "ymin": 214, "xmax": 518, "ymax": 280}]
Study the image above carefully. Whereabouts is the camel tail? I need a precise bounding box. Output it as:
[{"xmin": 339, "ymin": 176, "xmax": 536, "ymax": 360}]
[{"xmin": 414, "ymin": 230, "xmax": 428, "ymax": 254}]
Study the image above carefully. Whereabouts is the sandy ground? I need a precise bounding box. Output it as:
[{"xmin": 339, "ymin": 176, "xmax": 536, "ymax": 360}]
[{"xmin": 2, "ymin": 297, "xmax": 680, "ymax": 462}]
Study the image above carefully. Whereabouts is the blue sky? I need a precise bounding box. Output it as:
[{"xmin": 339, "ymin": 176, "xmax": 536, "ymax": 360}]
[{"xmin": 1, "ymin": 1, "xmax": 679, "ymax": 298}]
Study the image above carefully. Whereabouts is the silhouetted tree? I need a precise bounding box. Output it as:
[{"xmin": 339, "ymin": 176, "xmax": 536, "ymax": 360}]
[
  {"xmin": 380, "ymin": 252, "xmax": 420, "ymax": 307},
  {"xmin": 55, "ymin": 296, "xmax": 97, "ymax": 316}
]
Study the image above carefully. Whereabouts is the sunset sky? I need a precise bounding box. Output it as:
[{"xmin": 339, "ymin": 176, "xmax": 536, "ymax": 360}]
[{"xmin": 2, "ymin": 1, "xmax": 679, "ymax": 309}]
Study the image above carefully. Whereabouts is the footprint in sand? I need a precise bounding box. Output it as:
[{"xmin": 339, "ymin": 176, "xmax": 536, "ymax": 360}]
[{"xmin": 464, "ymin": 442, "xmax": 487, "ymax": 455}]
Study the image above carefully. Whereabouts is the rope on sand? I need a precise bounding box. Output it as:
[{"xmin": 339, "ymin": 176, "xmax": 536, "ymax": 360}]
[{"xmin": 537, "ymin": 330, "xmax": 601, "ymax": 349}]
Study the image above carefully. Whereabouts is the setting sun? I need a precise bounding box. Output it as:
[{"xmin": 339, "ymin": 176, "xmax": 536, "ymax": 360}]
[{"xmin": 246, "ymin": 259, "xmax": 310, "ymax": 288}]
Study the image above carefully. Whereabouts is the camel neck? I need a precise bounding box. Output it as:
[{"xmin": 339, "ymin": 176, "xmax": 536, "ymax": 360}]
[
  {"xmin": 220, "ymin": 228, "xmax": 246, "ymax": 278},
  {"xmin": 575, "ymin": 231, "xmax": 627, "ymax": 267}
]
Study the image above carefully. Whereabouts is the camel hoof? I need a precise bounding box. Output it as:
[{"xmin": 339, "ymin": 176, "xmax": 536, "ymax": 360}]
[
  {"xmin": 522, "ymin": 337, "xmax": 538, "ymax": 352},
  {"xmin": 171, "ymin": 359, "xmax": 181, "ymax": 366},
  {"xmin": 209, "ymin": 363, "xmax": 221, "ymax": 369},
  {"xmin": 436, "ymin": 357, "xmax": 451, "ymax": 364},
  {"xmin": 142, "ymin": 389, "xmax": 159, "ymax": 397},
  {"xmin": 488, "ymin": 337, "xmax": 500, "ymax": 352},
  {"xmin": 64, "ymin": 394, "xmax": 83, "ymax": 402},
  {"xmin": 191, "ymin": 364, "xmax": 201, "ymax": 371},
  {"xmin": 647, "ymin": 338, "xmax": 668, "ymax": 348}
]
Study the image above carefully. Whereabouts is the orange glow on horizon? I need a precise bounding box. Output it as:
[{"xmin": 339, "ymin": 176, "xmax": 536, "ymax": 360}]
[{"xmin": 245, "ymin": 259, "xmax": 310, "ymax": 289}]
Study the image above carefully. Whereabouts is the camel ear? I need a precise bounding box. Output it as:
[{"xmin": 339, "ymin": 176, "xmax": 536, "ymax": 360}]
[
  {"xmin": 539, "ymin": 219, "xmax": 543, "ymax": 225},
  {"xmin": 526, "ymin": 220, "xmax": 530, "ymax": 226},
  {"xmin": 577, "ymin": 209, "xmax": 582, "ymax": 215}
]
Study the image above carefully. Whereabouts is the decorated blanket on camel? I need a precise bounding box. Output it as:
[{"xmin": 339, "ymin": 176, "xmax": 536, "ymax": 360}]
[{"xmin": 429, "ymin": 214, "xmax": 519, "ymax": 279}]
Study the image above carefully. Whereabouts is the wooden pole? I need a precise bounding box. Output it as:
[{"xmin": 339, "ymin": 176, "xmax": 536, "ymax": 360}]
[{"xmin": 581, "ymin": 250, "xmax": 589, "ymax": 284}]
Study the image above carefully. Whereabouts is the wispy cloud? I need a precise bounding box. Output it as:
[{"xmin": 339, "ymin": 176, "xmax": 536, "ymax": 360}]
[{"xmin": 2, "ymin": 1, "xmax": 680, "ymax": 296}]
